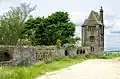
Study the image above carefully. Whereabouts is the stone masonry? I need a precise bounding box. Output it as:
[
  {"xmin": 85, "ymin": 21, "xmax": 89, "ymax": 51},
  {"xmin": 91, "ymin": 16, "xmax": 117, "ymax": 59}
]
[{"xmin": 81, "ymin": 7, "xmax": 104, "ymax": 56}]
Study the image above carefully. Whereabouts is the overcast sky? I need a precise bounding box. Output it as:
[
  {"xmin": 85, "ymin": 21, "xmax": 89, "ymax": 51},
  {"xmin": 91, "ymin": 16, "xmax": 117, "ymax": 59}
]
[{"xmin": 0, "ymin": 0, "xmax": 120, "ymax": 51}]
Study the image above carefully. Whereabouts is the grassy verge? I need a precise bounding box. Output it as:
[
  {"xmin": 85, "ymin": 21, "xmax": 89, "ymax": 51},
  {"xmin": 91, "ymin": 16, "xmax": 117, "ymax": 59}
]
[
  {"xmin": 102, "ymin": 53, "xmax": 120, "ymax": 59},
  {"xmin": 0, "ymin": 56, "xmax": 85, "ymax": 79},
  {"xmin": 1, "ymin": 53, "xmax": 119, "ymax": 79}
]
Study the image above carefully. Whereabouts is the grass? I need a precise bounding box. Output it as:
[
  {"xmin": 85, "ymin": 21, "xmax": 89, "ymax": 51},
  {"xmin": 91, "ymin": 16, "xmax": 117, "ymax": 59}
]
[
  {"xmin": 102, "ymin": 53, "xmax": 120, "ymax": 59},
  {"xmin": 0, "ymin": 53, "xmax": 120, "ymax": 79},
  {"xmin": 0, "ymin": 56, "xmax": 85, "ymax": 79}
]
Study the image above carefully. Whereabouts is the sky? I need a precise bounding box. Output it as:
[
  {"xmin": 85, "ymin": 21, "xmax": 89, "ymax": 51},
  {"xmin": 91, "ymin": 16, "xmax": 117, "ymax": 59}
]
[{"xmin": 0, "ymin": 0, "xmax": 120, "ymax": 51}]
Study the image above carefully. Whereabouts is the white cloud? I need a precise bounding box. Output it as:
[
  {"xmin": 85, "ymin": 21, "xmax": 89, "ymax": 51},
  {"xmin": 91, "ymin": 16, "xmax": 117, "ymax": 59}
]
[
  {"xmin": 1, "ymin": 0, "xmax": 120, "ymax": 51},
  {"xmin": 104, "ymin": 17, "xmax": 120, "ymax": 51},
  {"xmin": 69, "ymin": 12, "xmax": 89, "ymax": 26},
  {"xmin": 69, "ymin": 12, "xmax": 90, "ymax": 38},
  {"xmin": 69, "ymin": 10, "xmax": 120, "ymax": 51},
  {"xmin": 75, "ymin": 26, "xmax": 81, "ymax": 37}
]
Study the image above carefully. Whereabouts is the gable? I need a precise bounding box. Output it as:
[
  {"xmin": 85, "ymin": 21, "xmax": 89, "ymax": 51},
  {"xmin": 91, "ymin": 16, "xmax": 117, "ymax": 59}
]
[{"xmin": 83, "ymin": 11, "xmax": 102, "ymax": 26}]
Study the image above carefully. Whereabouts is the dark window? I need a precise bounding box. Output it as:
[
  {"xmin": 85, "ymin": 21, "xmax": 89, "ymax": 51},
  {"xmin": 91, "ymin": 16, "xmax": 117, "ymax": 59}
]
[
  {"xmin": 88, "ymin": 26, "xmax": 92, "ymax": 31},
  {"xmin": 80, "ymin": 50, "xmax": 82, "ymax": 54},
  {"xmin": 90, "ymin": 36, "xmax": 95, "ymax": 42},
  {"xmin": 65, "ymin": 50, "xmax": 69, "ymax": 56},
  {"xmin": 4, "ymin": 52, "xmax": 12, "ymax": 61},
  {"xmin": 91, "ymin": 47, "xmax": 94, "ymax": 52},
  {"xmin": 93, "ymin": 27, "xmax": 96, "ymax": 30},
  {"xmin": 77, "ymin": 50, "xmax": 79, "ymax": 54},
  {"xmin": 83, "ymin": 50, "xmax": 85, "ymax": 54},
  {"xmin": 88, "ymin": 26, "xmax": 96, "ymax": 31},
  {"xmin": 0, "ymin": 50, "xmax": 12, "ymax": 62}
]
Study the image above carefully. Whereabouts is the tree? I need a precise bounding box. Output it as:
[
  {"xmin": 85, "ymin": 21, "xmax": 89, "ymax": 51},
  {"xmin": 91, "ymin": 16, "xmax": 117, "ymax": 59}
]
[
  {"xmin": 0, "ymin": 3, "xmax": 36, "ymax": 45},
  {"xmin": 75, "ymin": 36, "xmax": 81, "ymax": 41},
  {"xmin": 24, "ymin": 11, "xmax": 76, "ymax": 45}
]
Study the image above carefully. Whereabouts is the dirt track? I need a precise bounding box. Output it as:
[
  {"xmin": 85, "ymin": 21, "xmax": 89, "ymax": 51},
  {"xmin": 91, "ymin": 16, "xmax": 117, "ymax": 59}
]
[{"xmin": 37, "ymin": 59, "xmax": 120, "ymax": 79}]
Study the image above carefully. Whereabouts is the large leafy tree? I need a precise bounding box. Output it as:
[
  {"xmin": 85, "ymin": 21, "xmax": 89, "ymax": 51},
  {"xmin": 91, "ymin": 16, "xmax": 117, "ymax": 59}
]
[
  {"xmin": 0, "ymin": 3, "xmax": 36, "ymax": 45},
  {"xmin": 24, "ymin": 11, "xmax": 76, "ymax": 45}
]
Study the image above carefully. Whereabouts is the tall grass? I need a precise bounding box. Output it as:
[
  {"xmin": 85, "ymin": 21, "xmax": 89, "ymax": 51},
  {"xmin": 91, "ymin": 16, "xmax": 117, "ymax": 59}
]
[
  {"xmin": 1, "ymin": 53, "xmax": 118, "ymax": 79},
  {"xmin": 0, "ymin": 57, "xmax": 85, "ymax": 79}
]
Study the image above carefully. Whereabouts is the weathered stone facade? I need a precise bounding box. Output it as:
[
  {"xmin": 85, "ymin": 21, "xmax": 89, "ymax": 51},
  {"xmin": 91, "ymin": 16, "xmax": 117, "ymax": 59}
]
[
  {"xmin": 36, "ymin": 45, "xmax": 82, "ymax": 61},
  {"xmin": 0, "ymin": 45, "xmax": 83, "ymax": 66},
  {"xmin": 36, "ymin": 46, "xmax": 65, "ymax": 61},
  {"xmin": 0, "ymin": 46, "xmax": 36, "ymax": 66},
  {"xmin": 12, "ymin": 46, "xmax": 36, "ymax": 66},
  {"xmin": 81, "ymin": 7, "xmax": 104, "ymax": 56}
]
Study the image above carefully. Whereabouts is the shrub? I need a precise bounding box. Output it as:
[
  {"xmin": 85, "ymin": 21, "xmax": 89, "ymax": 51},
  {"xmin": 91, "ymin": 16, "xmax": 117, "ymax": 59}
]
[{"xmin": 56, "ymin": 39, "xmax": 61, "ymax": 48}]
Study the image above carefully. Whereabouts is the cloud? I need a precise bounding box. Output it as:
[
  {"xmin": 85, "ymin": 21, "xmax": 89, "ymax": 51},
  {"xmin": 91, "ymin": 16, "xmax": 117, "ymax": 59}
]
[
  {"xmin": 69, "ymin": 11, "xmax": 116, "ymax": 29},
  {"xmin": 69, "ymin": 12, "xmax": 89, "ymax": 26},
  {"xmin": 69, "ymin": 12, "xmax": 90, "ymax": 38},
  {"xmin": 104, "ymin": 12, "xmax": 116, "ymax": 29},
  {"xmin": 75, "ymin": 26, "xmax": 81, "ymax": 37},
  {"xmin": 69, "ymin": 11, "xmax": 116, "ymax": 35},
  {"xmin": 0, "ymin": 0, "xmax": 21, "ymax": 15},
  {"xmin": 1, "ymin": 0, "xmax": 120, "ymax": 51},
  {"xmin": 110, "ymin": 31, "xmax": 120, "ymax": 34},
  {"xmin": 104, "ymin": 20, "xmax": 115, "ymax": 29},
  {"xmin": 104, "ymin": 21, "xmax": 120, "ymax": 51},
  {"xmin": 69, "ymin": 10, "xmax": 120, "ymax": 51}
]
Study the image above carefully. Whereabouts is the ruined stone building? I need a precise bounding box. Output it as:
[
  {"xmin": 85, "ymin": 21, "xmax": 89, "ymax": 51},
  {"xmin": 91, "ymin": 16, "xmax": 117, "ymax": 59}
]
[
  {"xmin": 81, "ymin": 7, "xmax": 104, "ymax": 56},
  {"xmin": 0, "ymin": 7, "xmax": 105, "ymax": 66}
]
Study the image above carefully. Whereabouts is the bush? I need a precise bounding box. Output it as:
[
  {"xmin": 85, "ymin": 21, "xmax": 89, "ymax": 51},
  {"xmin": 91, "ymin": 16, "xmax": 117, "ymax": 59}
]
[
  {"xmin": 56, "ymin": 39, "xmax": 61, "ymax": 48},
  {"xmin": 85, "ymin": 54, "xmax": 97, "ymax": 59}
]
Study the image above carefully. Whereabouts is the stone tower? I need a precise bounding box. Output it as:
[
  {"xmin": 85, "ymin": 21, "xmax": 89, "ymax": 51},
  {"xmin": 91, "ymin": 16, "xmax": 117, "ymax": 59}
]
[{"xmin": 81, "ymin": 7, "xmax": 104, "ymax": 56}]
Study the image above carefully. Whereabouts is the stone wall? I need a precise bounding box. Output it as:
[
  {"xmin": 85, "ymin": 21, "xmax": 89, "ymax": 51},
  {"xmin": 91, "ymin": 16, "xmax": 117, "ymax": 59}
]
[
  {"xmin": 36, "ymin": 45, "xmax": 83, "ymax": 61},
  {"xmin": 0, "ymin": 45, "xmax": 83, "ymax": 66},
  {"xmin": 0, "ymin": 46, "xmax": 36, "ymax": 66},
  {"xmin": 12, "ymin": 46, "xmax": 36, "ymax": 66},
  {"xmin": 36, "ymin": 46, "xmax": 65, "ymax": 61},
  {"xmin": 65, "ymin": 46, "xmax": 77, "ymax": 57}
]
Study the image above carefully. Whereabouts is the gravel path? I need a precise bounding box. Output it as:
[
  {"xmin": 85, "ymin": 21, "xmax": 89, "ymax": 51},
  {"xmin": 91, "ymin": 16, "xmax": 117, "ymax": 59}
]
[{"xmin": 37, "ymin": 59, "xmax": 120, "ymax": 79}]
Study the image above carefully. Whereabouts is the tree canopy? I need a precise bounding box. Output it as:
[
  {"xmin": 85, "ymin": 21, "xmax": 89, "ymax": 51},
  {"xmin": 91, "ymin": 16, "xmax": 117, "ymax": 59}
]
[
  {"xmin": 0, "ymin": 3, "xmax": 36, "ymax": 45},
  {"xmin": 24, "ymin": 11, "xmax": 76, "ymax": 45},
  {"xmin": 0, "ymin": 3, "xmax": 76, "ymax": 46}
]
